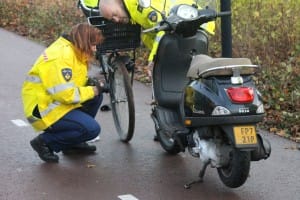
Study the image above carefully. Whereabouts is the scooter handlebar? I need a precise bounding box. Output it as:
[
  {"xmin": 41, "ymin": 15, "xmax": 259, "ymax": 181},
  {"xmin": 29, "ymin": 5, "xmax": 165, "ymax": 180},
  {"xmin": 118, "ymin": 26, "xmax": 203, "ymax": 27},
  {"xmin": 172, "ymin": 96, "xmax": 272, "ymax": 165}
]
[
  {"xmin": 142, "ymin": 23, "xmax": 169, "ymax": 33},
  {"xmin": 142, "ymin": 10, "xmax": 231, "ymax": 34}
]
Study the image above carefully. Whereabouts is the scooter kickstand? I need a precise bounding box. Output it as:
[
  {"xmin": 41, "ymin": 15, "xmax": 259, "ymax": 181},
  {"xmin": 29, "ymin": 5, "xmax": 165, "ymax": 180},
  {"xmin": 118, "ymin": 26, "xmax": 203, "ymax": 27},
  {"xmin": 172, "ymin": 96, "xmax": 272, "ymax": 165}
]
[
  {"xmin": 184, "ymin": 179, "xmax": 203, "ymax": 189},
  {"xmin": 184, "ymin": 161, "xmax": 210, "ymax": 189}
]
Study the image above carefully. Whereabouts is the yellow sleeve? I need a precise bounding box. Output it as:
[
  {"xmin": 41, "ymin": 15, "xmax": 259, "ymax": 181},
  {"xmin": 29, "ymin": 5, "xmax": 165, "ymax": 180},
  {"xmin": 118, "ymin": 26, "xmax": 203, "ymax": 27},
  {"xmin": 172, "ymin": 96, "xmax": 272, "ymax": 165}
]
[
  {"xmin": 83, "ymin": 0, "xmax": 99, "ymax": 8},
  {"xmin": 142, "ymin": 31, "xmax": 165, "ymax": 62}
]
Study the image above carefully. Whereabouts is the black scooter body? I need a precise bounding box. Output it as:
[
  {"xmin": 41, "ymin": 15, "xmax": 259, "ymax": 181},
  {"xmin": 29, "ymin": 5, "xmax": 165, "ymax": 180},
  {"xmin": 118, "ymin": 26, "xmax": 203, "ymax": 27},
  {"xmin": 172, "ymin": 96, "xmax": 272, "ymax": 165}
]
[
  {"xmin": 153, "ymin": 31, "xmax": 208, "ymax": 108},
  {"xmin": 184, "ymin": 76, "xmax": 264, "ymax": 127},
  {"xmin": 153, "ymin": 29, "xmax": 265, "ymax": 127},
  {"xmin": 152, "ymin": 29, "xmax": 266, "ymax": 150},
  {"xmin": 149, "ymin": 5, "xmax": 270, "ymax": 188}
]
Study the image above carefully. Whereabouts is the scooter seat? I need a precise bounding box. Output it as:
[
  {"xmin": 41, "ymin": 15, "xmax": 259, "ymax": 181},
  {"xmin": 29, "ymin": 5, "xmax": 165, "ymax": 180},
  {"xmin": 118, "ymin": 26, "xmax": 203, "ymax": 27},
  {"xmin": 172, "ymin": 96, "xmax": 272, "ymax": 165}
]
[{"xmin": 187, "ymin": 54, "xmax": 258, "ymax": 79}]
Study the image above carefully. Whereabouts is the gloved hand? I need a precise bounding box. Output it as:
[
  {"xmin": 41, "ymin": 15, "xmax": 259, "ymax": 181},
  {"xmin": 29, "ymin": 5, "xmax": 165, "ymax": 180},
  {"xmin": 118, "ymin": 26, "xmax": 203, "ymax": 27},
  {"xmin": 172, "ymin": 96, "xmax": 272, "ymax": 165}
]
[{"xmin": 86, "ymin": 77, "xmax": 110, "ymax": 94}]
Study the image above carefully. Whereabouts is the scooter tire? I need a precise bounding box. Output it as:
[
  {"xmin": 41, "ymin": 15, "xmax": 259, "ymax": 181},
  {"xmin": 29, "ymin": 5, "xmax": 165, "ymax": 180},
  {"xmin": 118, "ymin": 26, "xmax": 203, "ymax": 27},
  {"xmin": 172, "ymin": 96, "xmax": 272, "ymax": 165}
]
[{"xmin": 217, "ymin": 149, "xmax": 251, "ymax": 188}]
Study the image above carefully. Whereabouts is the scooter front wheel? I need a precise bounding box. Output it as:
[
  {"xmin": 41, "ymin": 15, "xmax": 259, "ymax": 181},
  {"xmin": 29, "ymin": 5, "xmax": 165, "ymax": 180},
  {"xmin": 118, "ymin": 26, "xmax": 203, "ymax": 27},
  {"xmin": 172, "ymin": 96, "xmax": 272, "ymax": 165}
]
[
  {"xmin": 157, "ymin": 129, "xmax": 181, "ymax": 154},
  {"xmin": 109, "ymin": 59, "xmax": 135, "ymax": 142},
  {"xmin": 217, "ymin": 149, "xmax": 250, "ymax": 188}
]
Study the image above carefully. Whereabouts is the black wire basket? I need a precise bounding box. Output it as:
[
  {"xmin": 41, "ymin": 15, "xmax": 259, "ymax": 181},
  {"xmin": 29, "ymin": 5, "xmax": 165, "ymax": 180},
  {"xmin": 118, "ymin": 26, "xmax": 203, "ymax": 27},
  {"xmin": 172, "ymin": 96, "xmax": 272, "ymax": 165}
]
[{"xmin": 88, "ymin": 16, "xmax": 141, "ymax": 53}]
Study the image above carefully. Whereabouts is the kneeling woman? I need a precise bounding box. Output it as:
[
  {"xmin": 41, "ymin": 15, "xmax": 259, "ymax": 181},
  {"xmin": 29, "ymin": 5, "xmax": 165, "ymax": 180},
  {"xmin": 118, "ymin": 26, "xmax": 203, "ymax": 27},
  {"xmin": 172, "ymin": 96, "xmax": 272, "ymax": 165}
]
[{"xmin": 22, "ymin": 23, "xmax": 106, "ymax": 163}]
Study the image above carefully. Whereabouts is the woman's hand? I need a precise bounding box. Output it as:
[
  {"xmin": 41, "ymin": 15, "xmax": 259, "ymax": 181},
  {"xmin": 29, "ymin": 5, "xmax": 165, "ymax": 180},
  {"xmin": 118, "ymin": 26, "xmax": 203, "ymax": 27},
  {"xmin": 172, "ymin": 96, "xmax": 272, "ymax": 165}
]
[
  {"xmin": 87, "ymin": 77, "xmax": 109, "ymax": 95},
  {"xmin": 93, "ymin": 86, "xmax": 100, "ymax": 96}
]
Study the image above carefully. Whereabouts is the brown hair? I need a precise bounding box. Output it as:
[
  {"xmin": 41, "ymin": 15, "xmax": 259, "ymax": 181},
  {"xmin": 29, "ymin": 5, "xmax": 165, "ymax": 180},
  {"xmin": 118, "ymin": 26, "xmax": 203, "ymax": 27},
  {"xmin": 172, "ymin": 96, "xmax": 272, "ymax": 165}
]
[{"xmin": 69, "ymin": 23, "xmax": 104, "ymax": 61}]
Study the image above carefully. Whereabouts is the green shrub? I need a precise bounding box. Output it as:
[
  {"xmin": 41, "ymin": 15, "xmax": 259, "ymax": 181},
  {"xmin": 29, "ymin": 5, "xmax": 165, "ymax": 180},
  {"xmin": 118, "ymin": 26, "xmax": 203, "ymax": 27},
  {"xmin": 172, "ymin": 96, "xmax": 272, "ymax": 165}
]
[
  {"xmin": 0, "ymin": 0, "xmax": 84, "ymax": 45},
  {"xmin": 210, "ymin": 0, "xmax": 300, "ymax": 139}
]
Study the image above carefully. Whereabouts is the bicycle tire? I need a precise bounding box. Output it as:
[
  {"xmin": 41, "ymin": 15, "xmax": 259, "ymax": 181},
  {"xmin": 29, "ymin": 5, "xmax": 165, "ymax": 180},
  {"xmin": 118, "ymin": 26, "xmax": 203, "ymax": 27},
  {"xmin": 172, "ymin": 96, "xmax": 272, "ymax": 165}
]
[{"xmin": 109, "ymin": 59, "xmax": 135, "ymax": 142}]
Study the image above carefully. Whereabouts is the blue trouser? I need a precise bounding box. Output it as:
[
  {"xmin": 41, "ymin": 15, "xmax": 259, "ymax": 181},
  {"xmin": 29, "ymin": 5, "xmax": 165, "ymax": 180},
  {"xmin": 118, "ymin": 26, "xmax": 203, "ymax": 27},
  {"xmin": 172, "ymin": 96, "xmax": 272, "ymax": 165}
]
[{"xmin": 41, "ymin": 94, "xmax": 103, "ymax": 152}]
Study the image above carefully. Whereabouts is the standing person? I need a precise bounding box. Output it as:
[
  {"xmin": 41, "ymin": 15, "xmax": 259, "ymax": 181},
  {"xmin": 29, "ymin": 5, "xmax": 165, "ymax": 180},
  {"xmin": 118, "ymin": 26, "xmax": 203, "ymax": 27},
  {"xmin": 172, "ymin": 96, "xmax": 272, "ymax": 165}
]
[
  {"xmin": 22, "ymin": 23, "xmax": 107, "ymax": 163},
  {"xmin": 97, "ymin": 0, "xmax": 215, "ymax": 140}
]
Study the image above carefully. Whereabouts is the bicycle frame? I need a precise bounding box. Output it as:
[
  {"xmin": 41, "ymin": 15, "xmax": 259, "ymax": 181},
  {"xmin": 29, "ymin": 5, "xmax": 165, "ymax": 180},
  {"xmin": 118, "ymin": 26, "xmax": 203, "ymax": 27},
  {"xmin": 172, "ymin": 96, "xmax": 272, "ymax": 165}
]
[
  {"xmin": 78, "ymin": 1, "xmax": 140, "ymax": 142},
  {"xmin": 97, "ymin": 51, "xmax": 136, "ymax": 85}
]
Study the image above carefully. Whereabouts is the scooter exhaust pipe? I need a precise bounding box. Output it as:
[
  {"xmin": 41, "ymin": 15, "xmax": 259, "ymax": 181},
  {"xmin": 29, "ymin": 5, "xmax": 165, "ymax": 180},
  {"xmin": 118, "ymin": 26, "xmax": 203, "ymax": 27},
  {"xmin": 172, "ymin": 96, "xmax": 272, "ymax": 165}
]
[{"xmin": 251, "ymin": 134, "xmax": 271, "ymax": 161}]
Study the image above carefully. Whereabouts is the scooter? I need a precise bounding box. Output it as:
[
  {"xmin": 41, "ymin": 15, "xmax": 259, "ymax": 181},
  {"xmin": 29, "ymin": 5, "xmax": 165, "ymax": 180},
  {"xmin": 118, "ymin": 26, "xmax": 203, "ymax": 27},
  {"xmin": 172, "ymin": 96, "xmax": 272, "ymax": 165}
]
[{"xmin": 140, "ymin": 0, "xmax": 271, "ymax": 188}]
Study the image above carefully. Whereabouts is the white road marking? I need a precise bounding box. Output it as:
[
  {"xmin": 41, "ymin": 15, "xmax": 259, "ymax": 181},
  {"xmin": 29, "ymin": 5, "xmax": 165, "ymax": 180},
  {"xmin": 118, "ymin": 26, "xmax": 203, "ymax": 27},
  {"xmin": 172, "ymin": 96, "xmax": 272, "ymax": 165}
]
[
  {"xmin": 118, "ymin": 194, "xmax": 139, "ymax": 200},
  {"xmin": 11, "ymin": 119, "xmax": 29, "ymax": 127},
  {"xmin": 87, "ymin": 135, "xmax": 100, "ymax": 143}
]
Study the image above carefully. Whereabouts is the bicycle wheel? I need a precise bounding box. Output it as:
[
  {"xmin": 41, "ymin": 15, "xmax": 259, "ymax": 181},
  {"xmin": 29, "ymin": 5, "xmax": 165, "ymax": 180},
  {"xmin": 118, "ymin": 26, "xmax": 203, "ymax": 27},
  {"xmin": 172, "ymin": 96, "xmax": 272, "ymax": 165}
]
[{"xmin": 109, "ymin": 59, "xmax": 135, "ymax": 142}]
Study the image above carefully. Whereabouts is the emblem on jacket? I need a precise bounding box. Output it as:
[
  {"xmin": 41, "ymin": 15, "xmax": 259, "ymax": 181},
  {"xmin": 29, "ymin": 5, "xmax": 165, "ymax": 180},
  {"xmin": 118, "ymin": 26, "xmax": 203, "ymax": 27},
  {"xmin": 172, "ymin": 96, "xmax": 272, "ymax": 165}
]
[
  {"xmin": 61, "ymin": 68, "xmax": 72, "ymax": 81},
  {"xmin": 148, "ymin": 11, "xmax": 157, "ymax": 22},
  {"xmin": 137, "ymin": 5, "xmax": 143, "ymax": 13}
]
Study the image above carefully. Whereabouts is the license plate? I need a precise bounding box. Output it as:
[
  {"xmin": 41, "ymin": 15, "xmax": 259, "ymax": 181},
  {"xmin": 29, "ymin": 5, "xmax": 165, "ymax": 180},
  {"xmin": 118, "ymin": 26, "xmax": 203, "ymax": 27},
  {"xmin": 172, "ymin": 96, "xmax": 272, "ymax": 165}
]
[{"xmin": 233, "ymin": 126, "xmax": 257, "ymax": 145}]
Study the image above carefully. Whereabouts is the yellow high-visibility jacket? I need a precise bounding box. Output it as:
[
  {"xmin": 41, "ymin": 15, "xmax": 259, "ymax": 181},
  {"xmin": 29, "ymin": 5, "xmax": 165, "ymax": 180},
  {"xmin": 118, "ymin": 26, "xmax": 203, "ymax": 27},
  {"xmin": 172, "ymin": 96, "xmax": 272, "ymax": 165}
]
[
  {"xmin": 123, "ymin": 0, "xmax": 215, "ymax": 62},
  {"xmin": 81, "ymin": 0, "xmax": 215, "ymax": 62},
  {"xmin": 21, "ymin": 36, "xmax": 95, "ymax": 131},
  {"xmin": 83, "ymin": 0, "xmax": 99, "ymax": 8}
]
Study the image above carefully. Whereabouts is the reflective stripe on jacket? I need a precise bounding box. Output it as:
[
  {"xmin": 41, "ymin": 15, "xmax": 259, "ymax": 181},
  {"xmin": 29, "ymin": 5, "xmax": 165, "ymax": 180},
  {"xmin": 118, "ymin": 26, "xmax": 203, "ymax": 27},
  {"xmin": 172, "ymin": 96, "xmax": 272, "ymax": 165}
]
[
  {"xmin": 83, "ymin": 0, "xmax": 99, "ymax": 8},
  {"xmin": 123, "ymin": 0, "xmax": 215, "ymax": 62},
  {"xmin": 21, "ymin": 37, "xmax": 95, "ymax": 131}
]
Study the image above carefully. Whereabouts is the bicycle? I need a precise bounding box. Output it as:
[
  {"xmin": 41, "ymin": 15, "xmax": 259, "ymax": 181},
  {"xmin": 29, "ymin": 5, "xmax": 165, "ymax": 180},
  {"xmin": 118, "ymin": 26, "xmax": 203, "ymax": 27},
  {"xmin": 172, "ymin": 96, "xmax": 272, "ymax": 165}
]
[{"xmin": 79, "ymin": 1, "xmax": 141, "ymax": 142}]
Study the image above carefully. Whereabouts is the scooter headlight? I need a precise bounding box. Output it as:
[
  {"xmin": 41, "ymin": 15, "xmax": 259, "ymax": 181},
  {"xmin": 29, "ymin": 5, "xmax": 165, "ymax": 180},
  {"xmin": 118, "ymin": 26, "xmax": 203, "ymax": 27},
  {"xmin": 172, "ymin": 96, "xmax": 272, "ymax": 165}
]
[
  {"xmin": 212, "ymin": 106, "xmax": 231, "ymax": 116},
  {"xmin": 256, "ymin": 104, "xmax": 265, "ymax": 114},
  {"xmin": 177, "ymin": 5, "xmax": 198, "ymax": 20}
]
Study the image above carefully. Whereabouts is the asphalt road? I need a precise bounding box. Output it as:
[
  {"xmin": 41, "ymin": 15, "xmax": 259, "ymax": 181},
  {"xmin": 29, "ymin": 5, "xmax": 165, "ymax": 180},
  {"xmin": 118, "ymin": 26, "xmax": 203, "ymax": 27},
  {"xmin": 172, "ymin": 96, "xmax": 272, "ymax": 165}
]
[{"xmin": 0, "ymin": 28, "xmax": 299, "ymax": 200}]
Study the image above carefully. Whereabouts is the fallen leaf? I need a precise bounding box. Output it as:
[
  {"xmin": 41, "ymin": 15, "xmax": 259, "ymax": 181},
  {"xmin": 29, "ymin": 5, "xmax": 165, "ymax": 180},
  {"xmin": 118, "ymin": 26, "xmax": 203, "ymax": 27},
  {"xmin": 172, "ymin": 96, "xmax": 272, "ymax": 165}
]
[
  {"xmin": 86, "ymin": 162, "xmax": 96, "ymax": 168},
  {"xmin": 276, "ymin": 129, "xmax": 286, "ymax": 137}
]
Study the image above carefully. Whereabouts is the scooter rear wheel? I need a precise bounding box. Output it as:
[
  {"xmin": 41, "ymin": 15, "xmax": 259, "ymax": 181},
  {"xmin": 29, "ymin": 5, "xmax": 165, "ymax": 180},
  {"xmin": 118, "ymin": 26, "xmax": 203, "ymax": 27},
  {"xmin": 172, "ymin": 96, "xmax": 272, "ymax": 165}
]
[
  {"xmin": 109, "ymin": 59, "xmax": 135, "ymax": 142},
  {"xmin": 217, "ymin": 149, "xmax": 250, "ymax": 188}
]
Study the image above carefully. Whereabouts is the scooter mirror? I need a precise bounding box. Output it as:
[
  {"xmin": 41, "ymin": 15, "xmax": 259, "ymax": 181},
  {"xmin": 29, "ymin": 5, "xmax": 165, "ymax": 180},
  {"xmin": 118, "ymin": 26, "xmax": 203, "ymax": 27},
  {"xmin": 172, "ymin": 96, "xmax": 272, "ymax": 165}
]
[{"xmin": 138, "ymin": 0, "xmax": 151, "ymax": 8}]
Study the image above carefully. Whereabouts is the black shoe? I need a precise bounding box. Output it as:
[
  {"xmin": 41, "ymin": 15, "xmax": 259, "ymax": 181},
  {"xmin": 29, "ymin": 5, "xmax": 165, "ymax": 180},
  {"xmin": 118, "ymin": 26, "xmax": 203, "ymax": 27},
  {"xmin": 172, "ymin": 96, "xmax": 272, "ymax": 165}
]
[
  {"xmin": 30, "ymin": 135, "xmax": 59, "ymax": 163},
  {"xmin": 153, "ymin": 135, "xmax": 159, "ymax": 142},
  {"xmin": 62, "ymin": 142, "xmax": 96, "ymax": 155},
  {"xmin": 100, "ymin": 104, "xmax": 111, "ymax": 112}
]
